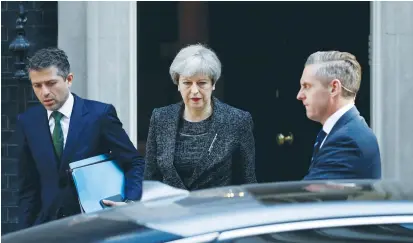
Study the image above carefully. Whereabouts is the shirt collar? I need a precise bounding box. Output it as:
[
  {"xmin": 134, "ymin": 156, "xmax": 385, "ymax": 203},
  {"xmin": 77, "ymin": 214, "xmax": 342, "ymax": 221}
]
[
  {"xmin": 47, "ymin": 93, "xmax": 74, "ymax": 120},
  {"xmin": 323, "ymin": 102, "xmax": 354, "ymax": 134}
]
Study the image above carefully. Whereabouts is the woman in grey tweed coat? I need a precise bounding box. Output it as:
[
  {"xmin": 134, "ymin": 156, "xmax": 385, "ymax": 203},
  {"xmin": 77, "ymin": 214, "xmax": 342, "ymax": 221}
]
[{"xmin": 144, "ymin": 44, "xmax": 257, "ymax": 190}]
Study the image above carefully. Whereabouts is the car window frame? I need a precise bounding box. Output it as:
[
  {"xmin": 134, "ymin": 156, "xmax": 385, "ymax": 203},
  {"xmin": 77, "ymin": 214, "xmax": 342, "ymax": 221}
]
[
  {"xmin": 167, "ymin": 232, "xmax": 219, "ymax": 243},
  {"xmin": 217, "ymin": 215, "xmax": 413, "ymax": 242}
]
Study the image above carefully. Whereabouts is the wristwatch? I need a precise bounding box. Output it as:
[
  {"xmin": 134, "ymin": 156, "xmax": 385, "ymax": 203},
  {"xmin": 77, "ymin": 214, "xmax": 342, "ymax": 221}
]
[{"xmin": 124, "ymin": 199, "xmax": 135, "ymax": 204}]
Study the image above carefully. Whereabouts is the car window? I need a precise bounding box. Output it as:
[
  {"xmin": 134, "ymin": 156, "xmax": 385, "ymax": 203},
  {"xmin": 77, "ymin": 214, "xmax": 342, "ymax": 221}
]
[{"xmin": 225, "ymin": 224, "xmax": 413, "ymax": 243}]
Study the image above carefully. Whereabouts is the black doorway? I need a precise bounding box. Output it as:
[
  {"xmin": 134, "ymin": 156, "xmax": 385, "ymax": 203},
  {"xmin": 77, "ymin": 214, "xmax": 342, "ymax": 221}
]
[
  {"xmin": 137, "ymin": 1, "xmax": 371, "ymax": 183},
  {"xmin": 209, "ymin": 1, "xmax": 371, "ymax": 182}
]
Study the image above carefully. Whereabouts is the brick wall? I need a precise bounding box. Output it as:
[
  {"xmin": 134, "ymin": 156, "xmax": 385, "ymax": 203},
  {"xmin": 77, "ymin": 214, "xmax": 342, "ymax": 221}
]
[{"xmin": 1, "ymin": 1, "xmax": 57, "ymax": 235}]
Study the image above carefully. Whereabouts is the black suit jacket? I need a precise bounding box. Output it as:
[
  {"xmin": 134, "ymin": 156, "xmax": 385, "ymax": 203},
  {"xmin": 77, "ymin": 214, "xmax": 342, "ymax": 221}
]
[
  {"xmin": 144, "ymin": 97, "xmax": 257, "ymax": 190},
  {"xmin": 16, "ymin": 93, "xmax": 145, "ymax": 229}
]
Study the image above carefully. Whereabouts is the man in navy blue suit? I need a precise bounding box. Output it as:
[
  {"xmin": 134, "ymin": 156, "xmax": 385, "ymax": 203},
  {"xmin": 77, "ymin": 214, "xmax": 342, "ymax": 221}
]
[
  {"xmin": 16, "ymin": 47, "xmax": 144, "ymax": 229},
  {"xmin": 297, "ymin": 51, "xmax": 381, "ymax": 180}
]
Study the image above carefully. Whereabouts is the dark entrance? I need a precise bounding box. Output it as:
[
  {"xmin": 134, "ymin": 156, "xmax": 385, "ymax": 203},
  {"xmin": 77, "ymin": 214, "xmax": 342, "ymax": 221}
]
[
  {"xmin": 137, "ymin": 2, "xmax": 371, "ymax": 183},
  {"xmin": 209, "ymin": 2, "xmax": 371, "ymax": 182}
]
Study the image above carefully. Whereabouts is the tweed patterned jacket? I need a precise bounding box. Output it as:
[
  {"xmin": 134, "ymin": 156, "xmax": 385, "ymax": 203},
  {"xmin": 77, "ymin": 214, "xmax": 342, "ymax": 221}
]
[{"xmin": 144, "ymin": 97, "xmax": 257, "ymax": 190}]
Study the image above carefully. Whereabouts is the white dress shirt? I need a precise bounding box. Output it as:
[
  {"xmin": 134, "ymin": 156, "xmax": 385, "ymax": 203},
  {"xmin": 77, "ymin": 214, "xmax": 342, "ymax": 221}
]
[
  {"xmin": 320, "ymin": 102, "xmax": 354, "ymax": 148},
  {"xmin": 47, "ymin": 93, "xmax": 74, "ymax": 148}
]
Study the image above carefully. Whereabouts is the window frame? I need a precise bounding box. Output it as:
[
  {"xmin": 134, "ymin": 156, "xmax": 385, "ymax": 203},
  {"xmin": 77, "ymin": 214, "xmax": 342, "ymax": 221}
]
[
  {"xmin": 217, "ymin": 215, "xmax": 413, "ymax": 241},
  {"xmin": 167, "ymin": 232, "xmax": 219, "ymax": 243}
]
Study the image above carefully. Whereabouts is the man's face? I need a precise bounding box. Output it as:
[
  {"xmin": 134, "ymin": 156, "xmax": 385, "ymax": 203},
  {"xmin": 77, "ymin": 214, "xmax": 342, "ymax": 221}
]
[
  {"xmin": 296, "ymin": 64, "xmax": 332, "ymax": 123},
  {"xmin": 177, "ymin": 74, "xmax": 215, "ymax": 110},
  {"xmin": 29, "ymin": 66, "xmax": 73, "ymax": 111}
]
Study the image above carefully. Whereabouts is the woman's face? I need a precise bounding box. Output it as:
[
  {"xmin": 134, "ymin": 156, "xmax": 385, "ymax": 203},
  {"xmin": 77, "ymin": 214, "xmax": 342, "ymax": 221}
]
[{"xmin": 178, "ymin": 74, "xmax": 215, "ymax": 111}]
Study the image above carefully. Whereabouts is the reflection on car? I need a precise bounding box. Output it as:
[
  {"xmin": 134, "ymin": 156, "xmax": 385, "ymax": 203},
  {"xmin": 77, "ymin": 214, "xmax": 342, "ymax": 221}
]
[{"xmin": 2, "ymin": 179, "xmax": 413, "ymax": 243}]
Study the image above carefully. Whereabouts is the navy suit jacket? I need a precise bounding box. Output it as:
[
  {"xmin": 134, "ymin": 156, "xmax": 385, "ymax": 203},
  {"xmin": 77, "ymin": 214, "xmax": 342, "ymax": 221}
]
[
  {"xmin": 16, "ymin": 93, "xmax": 144, "ymax": 229},
  {"xmin": 303, "ymin": 107, "xmax": 381, "ymax": 180}
]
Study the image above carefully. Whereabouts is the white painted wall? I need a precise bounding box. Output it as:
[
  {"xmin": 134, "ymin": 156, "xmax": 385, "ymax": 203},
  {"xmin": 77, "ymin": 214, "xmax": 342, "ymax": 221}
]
[
  {"xmin": 58, "ymin": 1, "xmax": 138, "ymax": 146},
  {"xmin": 371, "ymin": 1, "xmax": 413, "ymax": 184}
]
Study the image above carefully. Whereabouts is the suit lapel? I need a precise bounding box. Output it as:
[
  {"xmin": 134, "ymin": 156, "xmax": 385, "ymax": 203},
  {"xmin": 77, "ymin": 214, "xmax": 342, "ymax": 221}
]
[
  {"xmin": 159, "ymin": 103, "xmax": 187, "ymax": 189},
  {"xmin": 35, "ymin": 107, "xmax": 60, "ymax": 170},
  {"xmin": 313, "ymin": 106, "xmax": 360, "ymax": 163},
  {"xmin": 186, "ymin": 97, "xmax": 225, "ymax": 188},
  {"xmin": 60, "ymin": 94, "xmax": 88, "ymax": 170}
]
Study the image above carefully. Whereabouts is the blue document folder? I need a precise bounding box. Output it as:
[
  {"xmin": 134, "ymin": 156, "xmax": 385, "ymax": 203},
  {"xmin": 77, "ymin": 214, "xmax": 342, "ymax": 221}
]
[{"xmin": 69, "ymin": 154, "xmax": 125, "ymax": 213}]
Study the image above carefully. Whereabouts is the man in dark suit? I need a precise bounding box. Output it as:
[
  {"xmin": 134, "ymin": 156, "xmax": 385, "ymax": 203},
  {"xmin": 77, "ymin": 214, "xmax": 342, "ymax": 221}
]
[
  {"xmin": 16, "ymin": 47, "xmax": 144, "ymax": 229},
  {"xmin": 296, "ymin": 51, "xmax": 381, "ymax": 180}
]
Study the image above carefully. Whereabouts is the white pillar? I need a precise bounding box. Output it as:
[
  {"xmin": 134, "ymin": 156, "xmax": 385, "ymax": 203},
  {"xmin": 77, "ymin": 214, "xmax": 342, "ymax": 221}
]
[
  {"xmin": 58, "ymin": 1, "xmax": 138, "ymax": 147},
  {"xmin": 58, "ymin": 1, "xmax": 87, "ymax": 98},
  {"xmin": 371, "ymin": 1, "xmax": 413, "ymax": 183}
]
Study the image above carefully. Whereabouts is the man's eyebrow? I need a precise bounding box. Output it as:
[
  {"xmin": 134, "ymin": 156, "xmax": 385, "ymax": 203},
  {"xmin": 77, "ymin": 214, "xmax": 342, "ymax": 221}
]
[{"xmin": 33, "ymin": 79, "xmax": 58, "ymax": 84}]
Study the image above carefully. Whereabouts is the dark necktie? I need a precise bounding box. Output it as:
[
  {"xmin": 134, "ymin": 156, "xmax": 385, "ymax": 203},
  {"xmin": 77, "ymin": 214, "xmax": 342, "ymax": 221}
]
[
  {"xmin": 311, "ymin": 129, "xmax": 327, "ymax": 162},
  {"xmin": 52, "ymin": 111, "xmax": 64, "ymax": 164}
]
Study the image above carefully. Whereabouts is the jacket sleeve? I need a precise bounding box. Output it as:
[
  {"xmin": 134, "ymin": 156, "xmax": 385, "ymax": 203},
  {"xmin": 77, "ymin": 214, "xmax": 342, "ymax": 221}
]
[
  {"xmin": 144, "ymin": 109, "xmax": 163, "ymax": 181},
  {"xmin": 16, "ymin": 115, "xmax": 41, "ymax": 229},
  {"xmin": 237, "ymin": 112, "xmax": 257, "ymax": 184},
  {"xmin": 101, "ymin": 104, "xmax": 145, "ymax": 201}
]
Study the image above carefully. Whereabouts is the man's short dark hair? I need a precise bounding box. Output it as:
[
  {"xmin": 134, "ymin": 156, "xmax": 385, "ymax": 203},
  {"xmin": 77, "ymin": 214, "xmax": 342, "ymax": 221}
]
[{"xmin": 28, "ymin": 47, "xmax": 70, "ymax": 78}]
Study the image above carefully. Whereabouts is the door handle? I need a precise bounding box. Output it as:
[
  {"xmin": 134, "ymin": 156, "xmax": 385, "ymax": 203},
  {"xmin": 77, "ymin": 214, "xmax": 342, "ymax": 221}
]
[{"xmin": 277, "ymin": 132, "xmax": 294, "ymax": 146}]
